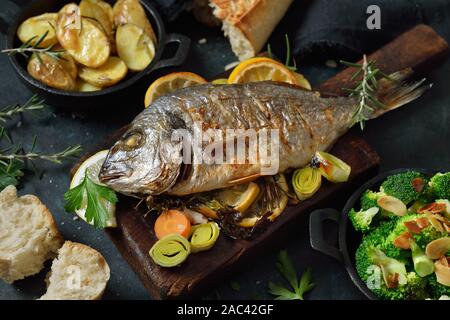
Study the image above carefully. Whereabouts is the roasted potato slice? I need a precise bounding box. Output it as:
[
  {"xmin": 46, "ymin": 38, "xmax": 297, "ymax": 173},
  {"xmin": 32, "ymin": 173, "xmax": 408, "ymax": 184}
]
[
  {"xmin": 17, "ymin": 13, "xmax": 58, "ymax": 48},
  {"xmin": 27, "ymin": 54, "xmax": 76, "ymax": 91},
  {"xmin": 116, "ymin": 24, "xmax": 155, "ymax": 72},
  {"xmin": 79, "ymin": 56, "xmax": 128, "ymax": 87},
  {"xmin": 113, "ymin": 0, "xmax": 156, "ymax": 43},
  {"xmin": 76, "ymin": 79, "xmax": 102, "ymax": 92},
  {"xmin": 51, "ymin": 45, "xmax": 78, "ymax": 80},
  {"xmin": 97, "ymin": 1, "xmax": 114, "ymax": 24},
  {"xmin": 56, "ymin": 4, "xmax": 110, "ymax": 68},
  {"xmin": 80, "ymin": 0, "xmax": 113, "ymax": 38}
]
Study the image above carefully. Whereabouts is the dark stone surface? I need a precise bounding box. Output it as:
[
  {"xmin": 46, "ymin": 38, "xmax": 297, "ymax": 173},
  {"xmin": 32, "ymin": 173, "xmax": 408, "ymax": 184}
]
[{"xmin": 0, "ymin": 0, "xmax": 449, "ymax": 300}]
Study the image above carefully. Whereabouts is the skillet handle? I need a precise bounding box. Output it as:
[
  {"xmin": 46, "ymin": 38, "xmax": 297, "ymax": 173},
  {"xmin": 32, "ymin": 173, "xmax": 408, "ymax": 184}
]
[
  {"xmin": 149, "ymin": 33, "xmax": 191, "ymax": 73},
  {"xmin": 309, "ymin": 208, "xmax": 343, "ymax": 262}
]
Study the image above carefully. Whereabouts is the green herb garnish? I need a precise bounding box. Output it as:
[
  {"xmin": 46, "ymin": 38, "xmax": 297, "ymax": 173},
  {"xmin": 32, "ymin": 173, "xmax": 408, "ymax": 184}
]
[
  {"xmin": 341, "ymin": 55, "xmax": 391, "ymax": 130},
  {"xmin": 268, "ymin": 250, "xmax": 315, "ymax": 300},
  {"xmin": 267, "ymin": 34, "xmax": 297, "ymax": 72},
  {"xmin": 1, "ymin": 31, "xmax": 65, "ymax": 61},
  {"xmin": 64, "ymin": 172, "xmax": 118, "ymax": 228}
]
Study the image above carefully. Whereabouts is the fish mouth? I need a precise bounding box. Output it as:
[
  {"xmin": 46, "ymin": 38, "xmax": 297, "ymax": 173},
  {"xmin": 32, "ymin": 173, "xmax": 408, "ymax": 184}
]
[{"xmin": 98, "ymin": 164, "xmax": 132, "ymax": 184}]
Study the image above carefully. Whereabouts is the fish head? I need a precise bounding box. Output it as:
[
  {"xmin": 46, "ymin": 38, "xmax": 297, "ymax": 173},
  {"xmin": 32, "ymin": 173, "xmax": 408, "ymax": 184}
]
[{"xmin": 99, "ymin": 110, "xmax": 185, "ymax": 196}]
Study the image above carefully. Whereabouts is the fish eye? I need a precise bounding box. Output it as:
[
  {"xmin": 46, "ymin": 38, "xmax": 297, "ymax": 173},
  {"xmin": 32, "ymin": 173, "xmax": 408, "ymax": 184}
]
[{"xmin": 123, "ymin": 132, "xmax": 143, "ymax": 149}]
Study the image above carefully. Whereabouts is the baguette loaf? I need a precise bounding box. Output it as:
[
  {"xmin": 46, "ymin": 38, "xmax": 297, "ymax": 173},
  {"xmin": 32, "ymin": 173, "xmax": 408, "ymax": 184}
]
[
  {"xmin": 0, "ymin": 185, "xmax": 63, "ymax": 283},
  {"xmin": 40, "ymin": 241, "xmax": 110, "ymax": 300},
  {"xmin": 210, "ymin": 0, "xmax": 293, "ymax": 60}
]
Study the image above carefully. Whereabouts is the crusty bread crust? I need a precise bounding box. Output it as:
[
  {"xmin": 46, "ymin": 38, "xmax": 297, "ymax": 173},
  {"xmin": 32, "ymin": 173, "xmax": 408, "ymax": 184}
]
[
  {"xmin": 211, "ymin": 0, "xmax": 293, "ymax": 60},
  {"xmin": 40, "ymin": 241, "xmax": 110, "ymax": 300},
  {"xmin": 0, "ymin": 186, "xmax": 63, "ymax": 283}
]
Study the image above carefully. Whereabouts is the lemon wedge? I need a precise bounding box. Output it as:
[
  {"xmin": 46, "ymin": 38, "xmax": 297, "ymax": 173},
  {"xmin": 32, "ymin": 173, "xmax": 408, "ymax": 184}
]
[
  {"xmin": 144, "ymin": 72, "xmax": 207, "ymax": 107},
  {"xmin": 214, "ymin": 182, "xmax": 261, "ymax": 214},
  {"xmin": 228, "ymin": 57, "xmax": 298, "ymax": 85},
  {"xmin": 70, "ymin": 150, "xmax": 117, "ymax": 227}
]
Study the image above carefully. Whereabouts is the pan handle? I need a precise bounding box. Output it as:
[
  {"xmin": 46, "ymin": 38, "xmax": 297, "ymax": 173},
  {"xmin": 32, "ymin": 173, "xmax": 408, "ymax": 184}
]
[
  {"xmin": 149, "ymin": 33, "xmax": 191, "ymax": 73},
  {"xmin": 309, "ymin": 208, "xmax": 343, "ymax": 262}
]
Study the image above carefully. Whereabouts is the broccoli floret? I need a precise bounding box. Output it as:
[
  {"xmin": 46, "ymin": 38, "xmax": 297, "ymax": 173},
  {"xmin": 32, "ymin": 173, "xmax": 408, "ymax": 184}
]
[
  {"xmin": 360, "ymin": 190, "xmax": 382, "ymax": 210},
  {"xmin": 428, "ymin": 274, "xmax": 450, "ymax": 299},
  {"xmin": 410, "ymin": 242, "xmax": 434, "ymax": 277},
  {"xmin": 381, "ymin": 171, "xmax": 428, "ymax": 205},
  {"xmin": 429, "ymin": 172, "xmax": 450, "ymax": 200},
  {"xmin": 413, "ymin": 225, "xmax": 448, "ymax": 249},
  {"xmin": 382, "ymin": 214, "xmax": 418, "ymax": 263},
  {"xmin": 349, "ymin": 207, "xmax": 379, "ymax": 233}
]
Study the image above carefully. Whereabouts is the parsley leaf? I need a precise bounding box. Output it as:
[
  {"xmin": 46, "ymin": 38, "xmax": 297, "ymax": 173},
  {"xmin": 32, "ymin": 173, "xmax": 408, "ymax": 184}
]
[
  {"xmin": 64, "ymin": 173, "xmax": 118, "ymax": 228},
  {"xmin": 268, "ymin": 250, "xmax": 315, "ymax": 300},
  {"xmin": 0, "ymin": 160, "xmax": 24, "ymax": 191}
]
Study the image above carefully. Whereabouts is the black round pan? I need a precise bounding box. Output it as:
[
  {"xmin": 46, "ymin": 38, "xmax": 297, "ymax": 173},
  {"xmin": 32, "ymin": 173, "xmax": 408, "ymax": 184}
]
[
  {"xmin": 4, "ymin": 0, "xmax": 191, "ymax": 111},
  {"xmin": 309, "ymin": 168, "xmax": 439, "ymax": 300}
]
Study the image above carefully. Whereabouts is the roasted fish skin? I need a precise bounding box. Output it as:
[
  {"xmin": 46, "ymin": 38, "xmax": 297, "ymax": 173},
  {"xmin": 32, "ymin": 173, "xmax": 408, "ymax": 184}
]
[{"xmin": 99, "ymin": 77, "xmax": 428, "ymax": 197}]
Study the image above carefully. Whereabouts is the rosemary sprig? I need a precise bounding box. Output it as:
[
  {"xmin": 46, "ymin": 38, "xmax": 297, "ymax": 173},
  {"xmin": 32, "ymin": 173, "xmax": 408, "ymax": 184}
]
[
  {"xmin": 1, "ymin": 31, "xmax": 65, "ymax": 61},
  {"xmin": 0, "ymin": 95, "xmax": 46, "ymax": 123},
  {"xmin": 267, "ymin": 34, "xmax": 297, "ymax": 72},
  {"xmin": 0, "ymin": 144, "xmax": 82, "ymax": 165},
  {"xmin": 341, "ymin": 55, "xmax": 391, "ymax": 130}
]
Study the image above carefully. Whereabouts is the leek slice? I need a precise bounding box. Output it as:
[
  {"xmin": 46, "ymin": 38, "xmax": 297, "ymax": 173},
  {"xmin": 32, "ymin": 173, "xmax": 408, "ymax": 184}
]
[
  {"xmin": 292, "ymin": 167, "xmax": 322, "ymax": 200},
  {"xmin": 313, "ymin": 151, "xmax": 351, "ymax": 183},
  {"xmin": 189, "ymin": 222, "xmax": 220, "ymax": 253},
  {"xmin": 149, "ymin": 234, "xmax": 191, "ymax": 267}
]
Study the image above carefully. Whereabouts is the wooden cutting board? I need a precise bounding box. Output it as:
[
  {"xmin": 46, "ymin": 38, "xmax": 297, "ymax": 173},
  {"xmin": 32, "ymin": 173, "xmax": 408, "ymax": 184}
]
[{"xmin": 83, "ymin": 24, "xmax": 448, "ymax": 299}]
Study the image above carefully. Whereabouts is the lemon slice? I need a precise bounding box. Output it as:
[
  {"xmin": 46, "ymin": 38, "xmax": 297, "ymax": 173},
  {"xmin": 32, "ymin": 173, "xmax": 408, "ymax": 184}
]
[
  {"xmin": 293, "ymin": 72, "xmax": 312, "ymax": 90},
  {"xmin": 228, "ymin": 57, "xmax": 298, "ymax": 85},
  {"xmin": 70, "ymin": 150, "xmax": 117, "ymax": 227},
  {"xmin": 211, "ymin": 78, "xmax": 228, "ymax": 85},
  {"xmin": 214, "ymin": 182, "xmax": 260, "ymax": 214},
  {"xmin": 144, "ymin": 72, "xmax": 207, "ymax": 107}
]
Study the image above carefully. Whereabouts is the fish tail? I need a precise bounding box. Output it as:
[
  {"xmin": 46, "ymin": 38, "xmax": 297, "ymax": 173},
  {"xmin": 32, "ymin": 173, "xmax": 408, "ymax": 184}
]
[{"xmin": 370, "ymin": 68, "xmax": 432, "ymax": 119}]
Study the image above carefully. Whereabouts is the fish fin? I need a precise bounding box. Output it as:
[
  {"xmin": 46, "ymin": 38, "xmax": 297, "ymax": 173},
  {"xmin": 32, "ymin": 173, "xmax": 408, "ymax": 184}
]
[
  {"xmin": 227, "ymin": 173, "xmax": 262, "ymax": 185},
  {"xmin": 370, "ymin": 68, "xmax": 432, "ymax": 119}
]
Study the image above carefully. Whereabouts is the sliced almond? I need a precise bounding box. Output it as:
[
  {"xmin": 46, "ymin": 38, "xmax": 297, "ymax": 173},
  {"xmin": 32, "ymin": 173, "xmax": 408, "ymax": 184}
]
[
  {"xmin": 377, "ymin": 195, "xmax": 407, "ymax": 216},
  {"xmin": 418, "ymin": 202, "xmax": 447, "ymax": 214},
  {"xmin": 416, "ymin": 217, "xmax": 430, "ymax": 229},
  {"xmin": 425, "ymin": 237, "xmax": 450, "ymax": 259},
  {"xmin": 435, "ymin": 257, "xmax": 450, "ymax": 286},
  {"xmin": 404, "ymin": 220, "xmax": 422, "ymax": 234},
  {"xmin": 428, "ymin": 213, "xmax": 445, "ymax": 232},
  {"xmin": 393, "ymin": 231, "xmax": 413, "ymax": 249},
  {"xmin": 444, "ymin": 224, "xmax": 450, "ymax": 233},
  {"xmin": 412, "ymin": 177, "xmax": 425, "ymax": 192}
]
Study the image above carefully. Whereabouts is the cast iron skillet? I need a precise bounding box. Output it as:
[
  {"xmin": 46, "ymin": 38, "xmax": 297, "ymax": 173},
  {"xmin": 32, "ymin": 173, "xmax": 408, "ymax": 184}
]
[
  {"xmin": 309, "ymin": 168, "xmax": 438, "ymax": 300},
  {"xmin": 4, "ymin": 0, "xmax": 191, "ymax": 110}
]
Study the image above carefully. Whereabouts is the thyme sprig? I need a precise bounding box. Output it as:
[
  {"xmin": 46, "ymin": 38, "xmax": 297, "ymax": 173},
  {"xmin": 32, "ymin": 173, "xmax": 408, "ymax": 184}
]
[
  {"xmin": 341, "ymin": 55, "xmax": 391, "ymax": 130},
  {"xmin": 1, "ymin": 31, "xmax": 65, "ymax": 61},
  {"xmin": 0, "ymin": 95, "xmax": 46, "ymax": 123}
]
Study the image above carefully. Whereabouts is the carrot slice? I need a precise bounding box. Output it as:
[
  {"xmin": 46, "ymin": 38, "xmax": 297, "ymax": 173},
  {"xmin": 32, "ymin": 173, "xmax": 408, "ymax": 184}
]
[{"xmin": 154, "ymin": 210, "xmax": 191, "ymax": 239}]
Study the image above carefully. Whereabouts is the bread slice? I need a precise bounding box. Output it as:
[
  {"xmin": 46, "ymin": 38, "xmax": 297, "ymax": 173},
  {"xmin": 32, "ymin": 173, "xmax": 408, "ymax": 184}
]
[
  {"xmin": 0, "ymin": 185, "xmax": 63, "ymax": 283},
  {"xmin": 210, "ymin": 0, "xmax": 294, "ymax": 60},
  {"xmin": 39, "ymin": 241, "xmax": 110, "ymax": 300}
]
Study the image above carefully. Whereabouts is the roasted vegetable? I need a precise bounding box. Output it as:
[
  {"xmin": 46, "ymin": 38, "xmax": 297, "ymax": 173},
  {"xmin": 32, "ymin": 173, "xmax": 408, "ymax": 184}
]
[
  {"xmin": 380, "ymin": 171, "xmax": 428, "ymax": 205},
  {"xmin": 149, "ymin": 233, "xmax": 191, "ymax": 267},
  {"xmin": 189, "ymin": 222, "xmax": 220, "ymax": 253},
  {"xmin": 17, "ymin": 13, "xmax": 58, "ymax": 48},
  {"xmin": 79, "ymin": 56, "xmax": 128, "ymax": 87},
  {"xmin": 76, "ymin": 79, "xmax": 101, "ymax": 92},
  {"xmin": 429, "ymin": 172, "xmax": 450, "ymax": 200},
  {"xmin": 349, "ymin": 207, "xmax": 379, "ymax": 233},
  {"xmin": 154, "ymin": 209, "xmax": 191, "ymax": 240},
  {"xmin": 312, "ymin": 151, "xmax": 351, "ymax": 183},
  {"xmin": 80, "ymin": 0, "xmax": 113, "ymax": 39},
  {"xmin": 27, "ymin": 53, "xmax": 76, "ymax": 91},
  {"xmin": 56, "ymin": 4, "xmax": 110, "ymax": 67},
  {"xmin": 113, "ymin": 0, "xmax": 156, "ymax": 42},
  {"xmin": 116, "ymin": 23, "xmax": 155, "ymax": 71},
  {"xmin": 291, "ymin": 166, "xmax": 321, "ymax": 201}
]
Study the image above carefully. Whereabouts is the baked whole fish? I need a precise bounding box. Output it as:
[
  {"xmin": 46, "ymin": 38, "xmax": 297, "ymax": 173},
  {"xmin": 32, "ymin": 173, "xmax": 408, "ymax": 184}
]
[{"xmin": 99, "ymin": 75, "xmax": 428, "ymax": 197}]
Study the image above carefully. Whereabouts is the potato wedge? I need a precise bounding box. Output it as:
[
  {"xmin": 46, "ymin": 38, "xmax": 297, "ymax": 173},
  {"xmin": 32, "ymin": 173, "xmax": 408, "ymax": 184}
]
[
  {"xmin": 79, "ymin": 56, "xmax": 128, "ymax": 87},
  {"xmin": 113, "ymin": 0, "xmax": 156, "ymax": 43},
  {"xmin": 116, "ymin": 24, "xmax": 155, "ymax": 71},
  {"xmin": 76, "ymin": 79, "xmax": 102, "ymax": 92},
  {"xmin": 17, "ymin": 13, "xmax": 58, "ymax": 48},
  {"xmin": 56, "ymin": 5, "xmax": 110, "ymax": 67},
  {"xmin": 27, "ymin": 54, "xmax": 76, "ymax": 91},
  {"xmin": 80, "ymin": 0, "xmax": 113, "ymax": 38}
]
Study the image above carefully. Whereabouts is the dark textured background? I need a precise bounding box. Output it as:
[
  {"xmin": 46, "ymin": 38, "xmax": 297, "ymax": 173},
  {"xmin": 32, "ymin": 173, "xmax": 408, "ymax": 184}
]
[{"xmin": 0, "ymin": 0, "xmax": 449, "ymax": 300}]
